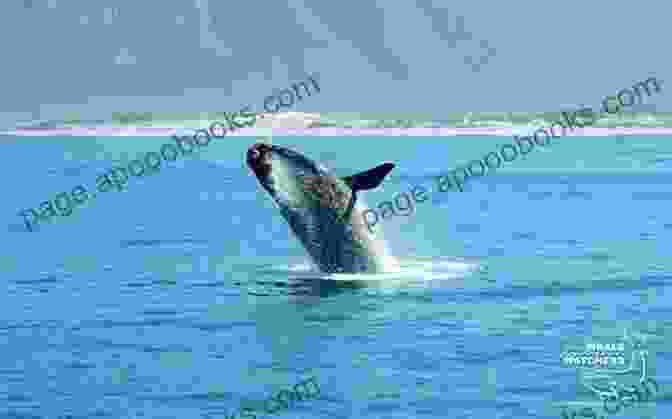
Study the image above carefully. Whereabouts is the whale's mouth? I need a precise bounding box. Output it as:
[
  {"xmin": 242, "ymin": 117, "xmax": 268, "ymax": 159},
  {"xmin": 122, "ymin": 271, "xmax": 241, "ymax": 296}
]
[{"xmin": 247, "ymin": 142, "xmax": 273, "ymax": 178}]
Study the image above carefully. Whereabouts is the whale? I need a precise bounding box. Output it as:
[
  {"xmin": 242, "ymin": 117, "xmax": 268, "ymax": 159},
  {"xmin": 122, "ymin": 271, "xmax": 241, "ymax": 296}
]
[{"xmin": 246, "ymin": 142, "xmax": 397, "ymax": 274}]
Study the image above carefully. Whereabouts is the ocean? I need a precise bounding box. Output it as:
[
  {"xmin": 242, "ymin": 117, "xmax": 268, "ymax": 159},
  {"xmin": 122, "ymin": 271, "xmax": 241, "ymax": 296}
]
[{"xmin": 2, "ymin": 128, "xmax": 671, "ymax": 419}]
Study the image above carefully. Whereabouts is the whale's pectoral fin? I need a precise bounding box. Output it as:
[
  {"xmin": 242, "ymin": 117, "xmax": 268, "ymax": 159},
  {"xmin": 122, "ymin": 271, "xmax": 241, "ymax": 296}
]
[
  {"xmin": 338, "ymin": 163, "xmax": 395, "ymax": 223},
  {"xmin": 343, "ymin": 162, "xmax": 395, "ymax": 191}
]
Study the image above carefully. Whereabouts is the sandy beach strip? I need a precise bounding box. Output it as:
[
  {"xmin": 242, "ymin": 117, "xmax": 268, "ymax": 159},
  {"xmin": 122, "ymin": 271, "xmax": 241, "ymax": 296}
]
[{"xmin": 4, "ymin": 126, "xmax": 672, "ymax": 136}]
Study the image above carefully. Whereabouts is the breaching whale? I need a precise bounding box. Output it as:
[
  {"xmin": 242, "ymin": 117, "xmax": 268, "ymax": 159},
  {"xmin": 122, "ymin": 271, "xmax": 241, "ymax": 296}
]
[{"xmin": 246, "ymin": 142, "xmax": 397, "ymax": 274}]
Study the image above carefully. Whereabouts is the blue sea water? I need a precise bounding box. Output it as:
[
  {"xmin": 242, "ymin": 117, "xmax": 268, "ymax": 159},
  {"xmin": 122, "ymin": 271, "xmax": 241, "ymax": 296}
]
[{"xmin": 1, "ymin": 134, "xmax": 671, "ymax": 419}]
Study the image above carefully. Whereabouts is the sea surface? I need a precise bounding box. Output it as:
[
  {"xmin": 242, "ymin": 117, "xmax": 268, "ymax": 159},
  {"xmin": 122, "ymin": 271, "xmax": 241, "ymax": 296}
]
[{"xmin": 2, "ymin": 131, "xmax": 671, "ymax": 419}]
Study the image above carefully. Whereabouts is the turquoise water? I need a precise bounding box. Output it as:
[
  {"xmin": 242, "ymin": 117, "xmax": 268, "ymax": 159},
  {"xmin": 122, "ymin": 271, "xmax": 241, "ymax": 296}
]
[{"xmin": 2, "ymin": 135, "xmax": 671, "ymax": 419}]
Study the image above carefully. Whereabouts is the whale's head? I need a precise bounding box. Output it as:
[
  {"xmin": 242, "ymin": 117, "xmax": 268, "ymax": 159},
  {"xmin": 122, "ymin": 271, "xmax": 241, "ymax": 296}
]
[{"xmin": 246, "ymin": 142, "xmax": 343, "ymax": 211}]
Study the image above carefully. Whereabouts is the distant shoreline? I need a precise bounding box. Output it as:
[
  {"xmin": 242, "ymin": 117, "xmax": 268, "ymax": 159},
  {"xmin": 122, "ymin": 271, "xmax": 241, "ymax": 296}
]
[
  {"xmin": 6, "ymin": 108, "xmax": 672, "ymax": 136},
  {"xmin": 5, "ymin": 126, "xmax": 672, "ymax": 136}
]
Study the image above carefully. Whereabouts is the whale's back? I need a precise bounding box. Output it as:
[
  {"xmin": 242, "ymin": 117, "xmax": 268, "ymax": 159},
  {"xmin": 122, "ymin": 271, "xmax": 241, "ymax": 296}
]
[{"xmin": 281, "ymin": 175, "xmax": 393, "ymax": 273}]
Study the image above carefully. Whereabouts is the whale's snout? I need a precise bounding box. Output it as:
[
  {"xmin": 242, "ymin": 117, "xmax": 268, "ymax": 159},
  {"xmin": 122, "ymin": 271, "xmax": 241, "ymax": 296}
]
[
  {"xmin": 248, "ymin": 146, "xmax": 260, "ymax": 161},
  {"xmin": 247, "ymin": 142, "xmax": 272, "ymax": 177}
]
